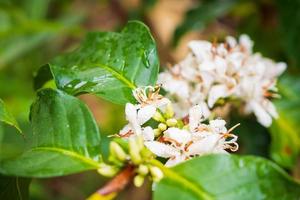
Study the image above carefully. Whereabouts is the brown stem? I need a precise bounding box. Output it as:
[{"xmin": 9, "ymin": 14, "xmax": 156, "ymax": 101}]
[{"xmin": 96, "ymin": 165, "xmax": 136, "ymax": 196}]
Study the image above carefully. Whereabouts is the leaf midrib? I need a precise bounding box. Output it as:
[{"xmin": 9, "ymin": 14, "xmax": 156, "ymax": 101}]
[
  {"xmin": 30, "ymin": 146, "xmax": 100, "ymax": 168},
  {"xmin": 150, "ymin": 159, "xmax": 214, "ymax": 200}
]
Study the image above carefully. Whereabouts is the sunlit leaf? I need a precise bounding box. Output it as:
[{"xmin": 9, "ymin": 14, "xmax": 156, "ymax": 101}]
[
  {"xmin": 154, "ymin": 154, "xmax": 300, "ymax": 200},
  {"xmin": 0, "ymin": 89, "xmax": 101, "ymax": 177},
  {"xmin": 35, "ymin": 21, "xmax": 159, "ymax": 104}
]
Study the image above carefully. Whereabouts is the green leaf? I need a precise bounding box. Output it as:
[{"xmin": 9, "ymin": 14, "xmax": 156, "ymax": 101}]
[
  {"xmin": 269, "ymin": 75, "xmax": 300, "ymax": 168},
  {"xmin": 276, "ymin": 0, "xmax": 300, "ymax": 67},
  {"xmin": 0, "ymin": 99, "xmax": 21, "ymax": 133},
  {"xmin": 0, "ymin": 89, "xmax": 102, "ymax": 177},
  {"xmin": 35, "ymin": 21, "xmax": 159, "ymax": 104},
  {"xmin": 172, "ymin": 0, "xmax": 237, "ymax": 46},
  {"xmin": 0, "ymin": 175, "xmax": 30, "ymax": 200},
  {"xmin": 153, "ymin": 154, "xmax": 300, "ymax": 200}
]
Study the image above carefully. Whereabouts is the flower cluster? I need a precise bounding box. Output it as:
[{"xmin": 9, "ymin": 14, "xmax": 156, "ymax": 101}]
[
  {"xmin": 118, "ymin": 86, "xmax": 239, "ymax": 167},
  {"xmin": 158, "ymin": 35, "xmax": 286, "ymax": 127}
]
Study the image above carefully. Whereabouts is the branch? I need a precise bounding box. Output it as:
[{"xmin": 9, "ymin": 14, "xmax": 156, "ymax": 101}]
[{"xmin": 97, "ymin": 165, "xmax": 135, "ymax": 196}]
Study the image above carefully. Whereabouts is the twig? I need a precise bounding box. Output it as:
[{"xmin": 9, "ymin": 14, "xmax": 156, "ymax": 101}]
[{"xmin": 96, "ymin": 165, "xmax": 135, "ymax": 196}]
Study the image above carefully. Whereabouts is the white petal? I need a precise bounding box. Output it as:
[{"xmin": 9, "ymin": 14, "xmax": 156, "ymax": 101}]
[
  {"xmin": 188, "ymin": 134, "xmax": 221, "ymax": 155},
  {"xmin": 125, "ymin": 103, "xmax": 137, "ymax": 123},
  {"xmin": 209, "ymin": 119, "xmax": 227, "ymax": 133},
  {"xmin": 142, "ymin": 126, "xmax": 154, "ymax": 141},
  {"xmin": 226, "ymin": 36, "xmax": 237, "ymax": 48},
  {"xmin": 189, "ymin": 105, "xmax": 204, "ymax": 132},
  {"xmin": 188, "ymin": 41, "xmax": 212, "ymax": 61},
  {"xmin": 137, "ymin": 105, "xmax": 156, "ymax": 125},
  {"xmin": 250, "ymin": 101, "xmax": 272, "ymax": 127},
  {"xmin": 144, "ymin": 141, "xmax": 179, "ymax": 158},
  {"xmin": 165, "ymin": 155, "xmax": 186, "ymax": 167},
  {"xmin": 208, "ymin": 84, "xmax": 229, "ymax": 108},
  {"xmin": 125, "ymin": 103, "xmax": 141, "ymax": 134},
  {"xmin": 119, "ymin": 124, "xmax": 131, "ymax": 136},
  {"xmin": 239, "ymin": 34, "xmax": 253, "ymax": 53},
  {"xmin": 164, "ymin": 128, "xmax": 191, "ymax": 145},
  {"xmin": 263, "ymin": 99, "xmax": 278, "ymax": 119}
]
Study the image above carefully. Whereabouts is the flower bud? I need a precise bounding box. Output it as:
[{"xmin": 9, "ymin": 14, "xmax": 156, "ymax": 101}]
[
  {"xmin": 97, "ymin": 163, "xmax": 119, "ymax": 177},
  {"xmin": 110, "ymin": 141, "xmax": 127, "ymax": 161},
  {"xmin": 138, "ymin": 164, "xmax": 149, "ymax": 175},
  {"xmin": 166, "ymin": 118, "xmax": 177, "ymax": 127},
  {"xmin": 129, "ymin": 137, "xmax": 142, "ymax": 164},
  {"xmin": 165, "ymin": 103, "xmax": 174, "ymax": 118},
  {"xmin": 152, "ymin": 111, "xmax": 165, "ymax": 122},
  {"xmin": 154, "ymin": 128, "xmax": 161, "ymax": 137},
  {"xmin": 150, "ymin": 166, "xmax": 164, "ymax": 182},
  {"xmin": 158, "ymin": 123, "xmax": 167, "ymax": 131},
  {"xmin": 134, "ymin": 174, "xmax": 145, "ymax": 187}
]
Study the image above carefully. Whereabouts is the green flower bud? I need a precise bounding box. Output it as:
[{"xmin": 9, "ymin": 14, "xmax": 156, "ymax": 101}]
[
  {"xmin": 138, "ymin": 164, "xmax": 149, "ymax": 175},
  {"xmin": 166, "ymin": 118, "xmax": 177, "ymax": 127},
  {"xmin": 158, "ymin": 123, "xmax": 167, "ymax": 131},
  {"xmin": 97, "ymin": 163, "xmax": 119, "ymax": 177},
  {"xmin": 110, "ymin": 141, "xmax": 127, "ymax": 161},
  {"xmin": 129, "ymin": 137, "xmax": 142, "ymax": 164},
  {"xmin": 165, "ymin": 103, "xmax": 174, "ymax": 118},
  {"xmin": 152, "ymin": 111, "xmax": 165, "ymax": 122},
  {"xmin": 133, "ymin": 174, "xmax": 145, "ymax": 187},
  {"xmin": 150, "ymin": 166, "xmax": 164, "ymax": 182},
  {"xmin": 154, "ymin": 128, "xmax": 161, "ymax": 137}
]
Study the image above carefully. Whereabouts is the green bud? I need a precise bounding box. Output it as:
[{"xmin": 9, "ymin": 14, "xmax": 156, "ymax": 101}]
[
  {"xmin": 154, "ymin": 128, "xmax": 161, "ymax": 137},
  {"xmin": 166, "ymin": 118, "xmax": 177, "ymax": 127},
  {"xmin": 138, "ymin": 164, "xmax": 149, "ymax": 175},
  {"xmin": 129, "ymin": 137, "xmax": 142, "ymax": 164},
  {"xmin": 150, "ymin": 166, "xmax": 164, "ymax": 182},
  {"xmin": 110, "ymin": 141, "xmax": 127, "ymax": 161},
  {"xmin": 158, "ymin": 123, "xmax": 167, "ymax": 131},
  {"xmin": 165, "ymin": 103, "xmax": 174, "ymax": 118},
  {"xmin": 97, "ymin": 163, "xmax": 119, "ymax": 177},
  {"xmin": 133, "ymin": 174, "xmax": 145, "ymax": 187},
  {"xmin": 152, "ymin": 111, "xmax": 165, "ymax": 122}
]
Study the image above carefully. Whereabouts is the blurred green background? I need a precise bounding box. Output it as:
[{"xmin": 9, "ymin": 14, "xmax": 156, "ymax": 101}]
[{"xmin": 1, "ymin": 0, "xmax": 300, "ymax": 199}]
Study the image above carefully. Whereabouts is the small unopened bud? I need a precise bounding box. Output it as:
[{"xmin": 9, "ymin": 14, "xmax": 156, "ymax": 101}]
[
  {"xmin": 150, "ymin": 166, "xmax": 164, "ymax": 182},
  {"xmin": 129, "ymin": 137, "xmax": 142, "ymax": 164},
  {"xmin": 152, "ymin": 111, "xmax": 165, "ymax": 122},
  {"xmin": 97, "ymin": 163, "xmax": 119, "ymax": 177},
  {"xmin": 138, "ymin": 164, "xmax": 149, "ymax": 175},
  {"xmin": 166, "ymin": 118, "xmax": 177, "ymax": 127},
  {"xmin": 154, "ymin": 129, "xmax": 161, "ymax": 137},
  {"xmin": 165, "ymin": 103, "xmax": 174, "ymax": 118},
  {"xmin": 158, "ymin": 123, "xmax": 167, "ymax": 131},
  {"xmin": 134, "ymin": 174, "xmax": 145, "ymax": 187},
  {"xmin": 110, "ymin": 141, "xmax": 127, "ymax": 161}
]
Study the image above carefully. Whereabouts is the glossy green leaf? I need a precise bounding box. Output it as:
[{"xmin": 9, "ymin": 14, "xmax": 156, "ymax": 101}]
[
  {"xmin": 0, "ymin": 89, "xmax": 101, "ymax": 177},
  {"xmin": 173, "ymin": 0, "xmax": 237, "ymax": 45},
  {"xmin": 0, "ymin": 175, "xmax": 30, "ymax": 200},
  {"xmin": 36, "ymin": 21, "xmax": 159, "ymax": 104},
  {"xmin": 269, "ymin": 75, "xmax": 300, "ymax": 168},
  {"xmin": 0, "ymin": 99, "xmax": 21, "ymax": 133},
  {"xmin": 153, "ymin": 154, "xmax": 300, "ymax": 200}
]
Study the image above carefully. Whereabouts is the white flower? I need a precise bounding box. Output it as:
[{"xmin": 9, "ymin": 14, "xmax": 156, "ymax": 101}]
[
  {"xmin": 119, "ymin": 86, "xmax": 171, "ymax": 139},
  {"xmin": 159, "ymin": 34, "xmax": 286, "ymax": 127},
  {"xmin": 144, "ymin": 106, "xmax": 239, "ymax": 167}
]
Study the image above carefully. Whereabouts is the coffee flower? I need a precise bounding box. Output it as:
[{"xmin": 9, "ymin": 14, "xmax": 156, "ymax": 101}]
[
  {"xmin": 144, "ymin": 105, "xmax": 239, "ymax": 167},
  {"xmin": 118, "ymin": 86, "xmax": 239, "ymax": 167},
  {"xmin": 158, "ymin": 35, "xmax": 286, "ymax": 127}
]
